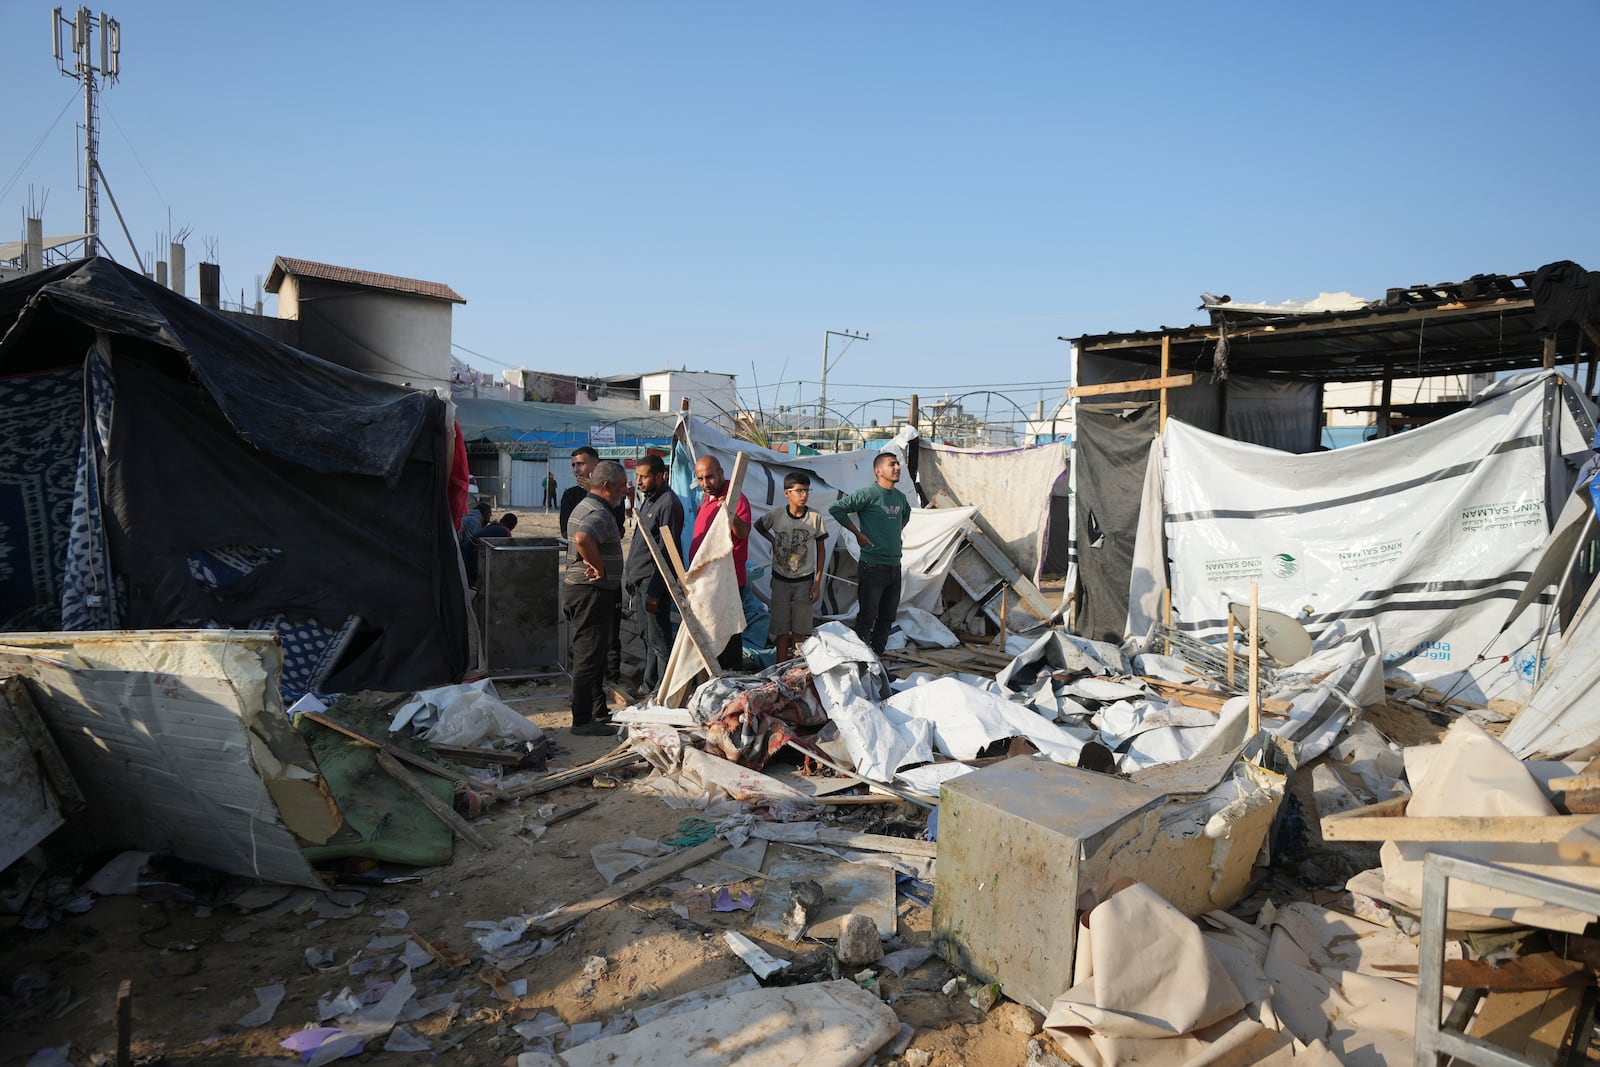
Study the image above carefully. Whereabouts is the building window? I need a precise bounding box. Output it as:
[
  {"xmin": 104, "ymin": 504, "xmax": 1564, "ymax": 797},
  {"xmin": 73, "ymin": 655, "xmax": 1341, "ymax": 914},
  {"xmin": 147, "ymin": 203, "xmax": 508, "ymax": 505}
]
[{"xmin": 648, "ymin": 394, "xmax": 662, "ymax": 411}]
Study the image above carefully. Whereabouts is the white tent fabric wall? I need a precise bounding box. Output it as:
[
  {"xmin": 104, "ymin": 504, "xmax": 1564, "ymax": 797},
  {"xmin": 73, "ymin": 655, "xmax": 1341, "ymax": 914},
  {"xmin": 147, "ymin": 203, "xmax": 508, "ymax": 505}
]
[
  {"xmin": 917, "ymin": 439, "xmax": 1068, "ymax": 583},
  {"xmin": 1130, "ymin": 372, "xmax": 1593, "ymax": 706}
]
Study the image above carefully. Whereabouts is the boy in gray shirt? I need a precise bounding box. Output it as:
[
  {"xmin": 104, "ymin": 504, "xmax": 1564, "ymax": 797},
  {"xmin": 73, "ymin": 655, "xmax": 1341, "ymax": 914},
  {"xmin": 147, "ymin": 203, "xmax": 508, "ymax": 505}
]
[{"xmin": 755, "ymin": 471, "xmax": 828, "ymax": 663}]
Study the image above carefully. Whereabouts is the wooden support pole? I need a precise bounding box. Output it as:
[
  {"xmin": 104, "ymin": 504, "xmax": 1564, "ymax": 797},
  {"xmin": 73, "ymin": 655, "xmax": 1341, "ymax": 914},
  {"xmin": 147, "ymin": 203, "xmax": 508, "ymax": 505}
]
[
  {"xmin": 1247, "ymin": 582, "xmax": 1261, "ymax": 737},
  {"xmin": 1159, "ymin": 335, "xmax": 1171, "ymax": 432},
  {"xmin": 1162, "ymin": 588, "xmax": 1172, "ymax": 655},
  {"xmin": 908, "ymin": 393, "xmax": 919, "ymax": 433},
  {"xmin": 375, "ymin": 750, "xmax": 494, "ymax": 852},
  {"xmin": 999, "ymin": 591, "xmax": 1008, "ymax": 650},
  {"xmin": 115, "ymin": 979, "xmax": 133, "ymax": 1067},
  {"xmin": 1544, "ymin": 334, "xmax": 1558, "ymax": 371},
  {"xmin": 1376, "ymin": 366, "xmax": 1393, "ymax": 439},
  {"xmin": 1065, "ymin": 373, "xmax": 1195, "ymax": 400}
]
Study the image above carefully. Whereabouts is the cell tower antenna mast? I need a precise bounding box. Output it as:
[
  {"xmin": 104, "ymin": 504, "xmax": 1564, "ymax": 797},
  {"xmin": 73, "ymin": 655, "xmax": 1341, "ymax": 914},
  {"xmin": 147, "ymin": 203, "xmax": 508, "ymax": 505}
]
[{"xmin": 51, "ymin": 7, "xmax": 121, "ymax": 259}]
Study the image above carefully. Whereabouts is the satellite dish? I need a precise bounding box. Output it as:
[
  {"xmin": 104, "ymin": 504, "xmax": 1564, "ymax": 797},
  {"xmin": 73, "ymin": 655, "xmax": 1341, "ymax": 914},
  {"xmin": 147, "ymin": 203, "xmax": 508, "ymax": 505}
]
[{"xmin": 1227, "ymin": 602, "xmax": 1313, "ymax": 666}]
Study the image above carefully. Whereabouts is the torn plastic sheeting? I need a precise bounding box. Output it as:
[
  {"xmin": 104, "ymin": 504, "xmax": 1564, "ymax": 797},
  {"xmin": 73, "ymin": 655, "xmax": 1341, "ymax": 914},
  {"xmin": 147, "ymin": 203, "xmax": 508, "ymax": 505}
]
[
  {"xmin": 804, "ymin": 624, "xmax": 932, "ymax": 782},
  {"xmin": 885, "ymin": 676, "xmax": 1088, "ymax": 765},
  {"xmin": 995, "ymin": 631, "xmax": 1131, "ymax": 695},
  {"xmin": 591, "ymin": 837, "xmax": 673, "ymax": 884},
  {"xmin": 1370, "ymin": 718, "xmax": 1600, "ymax": 932},
  {"xmin": 389, "ymin": 678, "xmax": 544, "ymax": 747}
]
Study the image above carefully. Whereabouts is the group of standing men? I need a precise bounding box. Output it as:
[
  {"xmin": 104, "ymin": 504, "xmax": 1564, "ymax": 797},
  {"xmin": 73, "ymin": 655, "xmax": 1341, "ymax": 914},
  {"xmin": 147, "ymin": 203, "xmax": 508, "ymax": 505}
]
[{"xmin": 558, "ymin": 444, "xmax": 911, "ymax": 736}]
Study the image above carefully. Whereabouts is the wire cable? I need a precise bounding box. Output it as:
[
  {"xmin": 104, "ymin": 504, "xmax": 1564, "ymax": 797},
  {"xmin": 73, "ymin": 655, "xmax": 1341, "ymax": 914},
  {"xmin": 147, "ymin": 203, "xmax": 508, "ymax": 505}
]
[{"xmin": 0, "ymin": 88, "xmax": 81, "ymax": 207}]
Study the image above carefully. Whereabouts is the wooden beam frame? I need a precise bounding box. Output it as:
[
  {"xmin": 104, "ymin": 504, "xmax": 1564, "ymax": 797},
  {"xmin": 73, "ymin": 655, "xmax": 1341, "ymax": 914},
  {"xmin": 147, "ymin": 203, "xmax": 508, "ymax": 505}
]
[{"xmin": 1065, "ymin": 373, "xmax": 1195, "ymax": 400}]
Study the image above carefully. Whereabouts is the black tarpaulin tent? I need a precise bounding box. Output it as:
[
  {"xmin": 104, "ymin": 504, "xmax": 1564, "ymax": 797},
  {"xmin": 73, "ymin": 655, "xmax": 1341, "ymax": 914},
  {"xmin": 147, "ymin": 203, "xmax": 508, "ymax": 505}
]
[{"xmin": 0, "ymin": 257, "xmax": 469, "ymax": 695}]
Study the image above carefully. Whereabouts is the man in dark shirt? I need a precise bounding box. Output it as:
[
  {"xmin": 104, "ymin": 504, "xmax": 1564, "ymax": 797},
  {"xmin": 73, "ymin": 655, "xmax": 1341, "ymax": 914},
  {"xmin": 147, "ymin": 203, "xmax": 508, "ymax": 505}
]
[
  {"xmin": 564, "ymin": 461, "xmax": 628, "ymax": 736},
  {"xmin": 560, "ymin": 445, "xmax": 626, "ymax": 680},
  {"xmin": 623, "ymin": 454, "xmax": 684, "ymax": 694},
  {"xmin": 477, "ymin": 513, "xmax": 518, "ymax": 539}
]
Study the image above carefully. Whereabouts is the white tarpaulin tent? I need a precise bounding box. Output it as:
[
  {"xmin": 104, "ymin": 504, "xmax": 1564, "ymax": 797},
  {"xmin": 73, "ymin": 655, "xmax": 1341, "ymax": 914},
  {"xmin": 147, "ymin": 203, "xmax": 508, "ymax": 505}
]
[
  {"xmin": 917, "ymin": 439, "xmax": 1069, "ymax": 583},
  {"xmin": 1129, "ymin": 372, "xmax": 1594, "ymax": 705},
  {"xmin": 1498, "ymin": 472, "xmax": 1600, "ymax": 757}
]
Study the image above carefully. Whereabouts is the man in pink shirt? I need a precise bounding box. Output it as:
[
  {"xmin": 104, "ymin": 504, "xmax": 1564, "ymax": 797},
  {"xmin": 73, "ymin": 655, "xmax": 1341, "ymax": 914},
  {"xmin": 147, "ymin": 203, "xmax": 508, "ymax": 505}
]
[{"xmin": 689, "ymin": 454, "xmax": 751, "ymax": 670}]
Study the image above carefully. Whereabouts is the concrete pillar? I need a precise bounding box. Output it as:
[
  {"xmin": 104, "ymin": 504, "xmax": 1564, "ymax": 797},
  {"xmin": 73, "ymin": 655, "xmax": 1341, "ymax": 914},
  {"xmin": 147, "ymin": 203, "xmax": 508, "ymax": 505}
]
[
  {"xmin": 24, "ymin": 218, "xmax": 43, "ymax": 272},
  {"xmin": 155, "ymin": 260, "xmax": 167, "ymax": 287},
  {"xmin": 198, "ymin": 262, "xmax": 220, "ymax": 309},
  {"xmin": 169, "ymin": 242, "xmax": 185, "ymax": 296}
]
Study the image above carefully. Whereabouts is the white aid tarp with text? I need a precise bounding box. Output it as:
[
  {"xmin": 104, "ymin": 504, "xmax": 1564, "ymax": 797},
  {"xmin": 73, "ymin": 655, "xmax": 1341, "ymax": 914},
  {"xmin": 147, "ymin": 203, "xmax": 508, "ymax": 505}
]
[{"xmin": 1142, "ymin": 373, "xmax": 1590, "ymax": 705}]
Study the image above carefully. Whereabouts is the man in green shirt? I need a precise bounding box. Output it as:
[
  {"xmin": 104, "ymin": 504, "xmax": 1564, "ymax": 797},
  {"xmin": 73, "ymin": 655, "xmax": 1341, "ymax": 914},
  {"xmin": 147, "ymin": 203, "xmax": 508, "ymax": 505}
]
[{"xmin": 829, "ymin": 452, "xmax": 911, "ymax": 655}]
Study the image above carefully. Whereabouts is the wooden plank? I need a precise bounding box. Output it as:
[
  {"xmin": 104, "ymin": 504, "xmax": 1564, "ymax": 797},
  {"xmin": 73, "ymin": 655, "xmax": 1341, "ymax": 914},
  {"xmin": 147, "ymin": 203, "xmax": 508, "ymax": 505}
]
[
  {"xmin": 644, "ymin": 526, "xmax": 724, "ymax": 688},
  {"xmin": 375, "ymin": 750, "xmax": 493, "ymax": 852},
  {"xmin": 1158, "ymin": 335, "xmax": 1171, "ymax": 431},
  {"xmin": 960, "ymin": 521, "xmax": 1055, "ymax": 620},
  {"xmin": 299, "ymin": 710, "xmax": 467, "ymax": 785},
  {"xmin": 784, "ymin": 740, "xmax": 935, "ymax": 809},
  {"xmin": 502, "ymin": 748, "xmax": 643, "ymax": 801},
  {"xmin": 1142, "ymin": 678, "xmax": 1291, "ymax": 716},
  {"xmin": 2, "ymin": 676, "xmax": 85, "ymax": 811},
  {"xmin": 530, "ymin": 837, "xmax": 730, "ymax": 935},
  {"xmin": 1065, "ymin": 373, "xmax": 1195, "ymax": 400},
  {"xmin": 1323, "ymin": 795, "xmax": 1590, "ymax": 843},
  {"xmin": 1442, "ymin": 953, "xmax": 1589, "ymax": 992},
  {"xmin": 814, "ymin": 828, "xmax": 938, "ymax": 858},
  {"xmin": 425, "ymin": 741, "xmax": 530, "ymax": 767}
]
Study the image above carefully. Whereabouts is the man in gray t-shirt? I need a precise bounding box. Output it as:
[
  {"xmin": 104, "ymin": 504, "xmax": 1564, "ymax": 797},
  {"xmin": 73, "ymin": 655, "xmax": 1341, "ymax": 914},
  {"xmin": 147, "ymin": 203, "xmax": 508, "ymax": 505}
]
[{"xmin": 564, "ymin": 461, "xmax": 628, "ymax": 736}]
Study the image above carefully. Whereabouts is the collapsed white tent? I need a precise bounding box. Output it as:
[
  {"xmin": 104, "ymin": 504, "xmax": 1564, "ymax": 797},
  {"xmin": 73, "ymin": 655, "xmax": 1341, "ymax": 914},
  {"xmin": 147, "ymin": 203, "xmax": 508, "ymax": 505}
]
[
  {"xmin": 1498, "ymin": 465, "xmax": 1600, "ymax": 757},
  {"xmin": 1128, "ymin": 372, "xmax": 1594, "ymax": 705}
]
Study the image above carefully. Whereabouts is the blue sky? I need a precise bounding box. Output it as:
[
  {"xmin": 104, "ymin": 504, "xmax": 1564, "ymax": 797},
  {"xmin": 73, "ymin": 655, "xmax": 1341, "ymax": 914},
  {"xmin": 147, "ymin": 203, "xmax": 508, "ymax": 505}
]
[{"xmin": 4, "ymin": 2, "xmax": 1598, "ymax": 428}]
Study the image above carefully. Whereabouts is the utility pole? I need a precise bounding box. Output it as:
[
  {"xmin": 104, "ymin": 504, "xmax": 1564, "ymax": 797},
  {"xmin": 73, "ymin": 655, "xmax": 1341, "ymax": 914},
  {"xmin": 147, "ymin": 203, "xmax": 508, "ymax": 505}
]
[
  {"xmin": 52, "ymin": 7, "xmax": 121, "ymax": 259},
  {"xmin": 819, "ymin": 329, "xmax": 869, "ymax": 434}
]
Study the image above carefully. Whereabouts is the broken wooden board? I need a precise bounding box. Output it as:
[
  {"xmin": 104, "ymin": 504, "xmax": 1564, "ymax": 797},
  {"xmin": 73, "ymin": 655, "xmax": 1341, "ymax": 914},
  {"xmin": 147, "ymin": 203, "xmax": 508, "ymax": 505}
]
[
  {"xmin": 1322, "ymin": 795, "xmax": 1590, "ymax": 843},
  {"xmin": 1142, "ymin": 678, "xmax": 1292, "ymax": 716},
  {"xmin": 531, "ymin": 838, "xmax": 729, "ymax": 935},
  {"xmin": 1443, "ymin": 953, "xmax": 1590, "ymax": 992},
  {"xmin": 749, "ymin": 852, "xmax": 896, "ymax": 940}
]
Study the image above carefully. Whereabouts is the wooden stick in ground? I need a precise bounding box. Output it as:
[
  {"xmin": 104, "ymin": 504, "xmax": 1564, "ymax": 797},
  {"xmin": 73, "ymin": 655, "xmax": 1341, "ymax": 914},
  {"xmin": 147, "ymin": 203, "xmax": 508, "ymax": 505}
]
[
  {"xmin": 999, "ymin": 590, "xmax": 1008, "ymax": 650},
  {"xmin": 115, "ymin": 980, "xmax": 132, "ymax": 1067},
  {"xmin": 1247, "ymin": 582, "xmax": 1261, "ymax": 737},
  {"xmin": 375, "ymin": 750, "xmax": 494, "ymax": 852}
]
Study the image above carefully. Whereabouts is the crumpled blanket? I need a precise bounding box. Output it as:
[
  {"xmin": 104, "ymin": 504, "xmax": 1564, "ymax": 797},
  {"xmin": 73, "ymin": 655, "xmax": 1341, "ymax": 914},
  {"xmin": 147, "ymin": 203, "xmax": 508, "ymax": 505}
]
[{"xmin": 697, "ymin": 664, "xmax": 829, "ymax": 769}]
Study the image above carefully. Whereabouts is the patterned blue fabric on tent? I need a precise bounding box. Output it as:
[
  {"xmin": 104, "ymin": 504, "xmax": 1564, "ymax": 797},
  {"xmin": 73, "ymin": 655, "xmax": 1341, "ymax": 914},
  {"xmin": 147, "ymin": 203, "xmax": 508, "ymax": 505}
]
[
  {"xmin": 0, "ymin": 365, "xmax": 83, "ymax": 630},
  {"xmin": 61, "ymin": 347, "xmax": 121, "ymax": 631}
]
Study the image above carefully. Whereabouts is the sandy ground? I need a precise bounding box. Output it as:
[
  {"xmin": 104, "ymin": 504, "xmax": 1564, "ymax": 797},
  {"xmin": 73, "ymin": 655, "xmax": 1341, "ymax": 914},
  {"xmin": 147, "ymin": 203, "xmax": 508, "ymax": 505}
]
[
  {"xmin": 0, "ymin": 509, "xmax": 1458, "ymax": 1066},
  {"xmin": 0, "ymin": 518, "xmax": 1051, "ymax": 1067}
]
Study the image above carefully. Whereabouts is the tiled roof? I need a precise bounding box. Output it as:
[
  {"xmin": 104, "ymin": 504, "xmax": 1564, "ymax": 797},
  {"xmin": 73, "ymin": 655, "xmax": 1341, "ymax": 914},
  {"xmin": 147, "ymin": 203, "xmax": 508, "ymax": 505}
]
[{"xmin": 265, "ymin": 256, "xmax": 465, "ymax": 304}]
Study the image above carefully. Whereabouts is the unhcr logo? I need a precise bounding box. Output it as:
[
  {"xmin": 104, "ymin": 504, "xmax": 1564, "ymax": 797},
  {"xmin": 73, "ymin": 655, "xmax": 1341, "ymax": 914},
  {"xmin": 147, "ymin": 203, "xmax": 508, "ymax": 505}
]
[{"xmin": 1272, "ymin": 553, "xmax": 1298, "ymax": 578}]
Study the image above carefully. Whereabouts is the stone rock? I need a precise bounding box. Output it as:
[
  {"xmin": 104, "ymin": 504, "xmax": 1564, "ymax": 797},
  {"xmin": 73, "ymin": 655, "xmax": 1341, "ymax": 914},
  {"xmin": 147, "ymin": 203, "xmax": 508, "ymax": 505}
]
[
  {"xmin": 903, "ymin": 1049, "xmax": 933, "ymax": 1067},
  {"xmin": 834, "ymin": 913, "xmax": 884, "ymax": 966}
]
